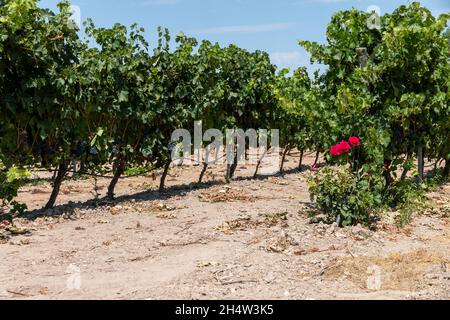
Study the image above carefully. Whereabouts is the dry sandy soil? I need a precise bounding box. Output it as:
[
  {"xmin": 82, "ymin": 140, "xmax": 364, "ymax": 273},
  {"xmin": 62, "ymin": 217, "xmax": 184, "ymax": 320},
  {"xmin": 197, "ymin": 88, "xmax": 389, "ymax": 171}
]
[{"xmin": 0, "ymin": 153, "xmax": 449, "ymax": 300}]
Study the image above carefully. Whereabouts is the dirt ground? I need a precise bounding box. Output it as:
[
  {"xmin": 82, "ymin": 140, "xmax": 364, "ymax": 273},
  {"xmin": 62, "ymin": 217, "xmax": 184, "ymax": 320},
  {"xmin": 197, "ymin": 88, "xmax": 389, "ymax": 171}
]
[{"xmin": 0, "ymin": 153, "xmax": 449, "ymax": 300}]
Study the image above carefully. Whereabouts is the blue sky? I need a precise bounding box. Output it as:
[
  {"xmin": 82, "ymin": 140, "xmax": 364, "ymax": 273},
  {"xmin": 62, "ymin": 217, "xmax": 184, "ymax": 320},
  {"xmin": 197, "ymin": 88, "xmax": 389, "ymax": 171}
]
[{"xmin": 39, "ymin": 0, "xmax": 449, "ymax": 72}]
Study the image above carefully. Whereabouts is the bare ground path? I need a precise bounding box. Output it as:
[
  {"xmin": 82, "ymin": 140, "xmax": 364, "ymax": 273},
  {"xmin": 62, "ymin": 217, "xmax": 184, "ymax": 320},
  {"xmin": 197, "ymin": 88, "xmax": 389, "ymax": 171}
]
[{"xmin": 1, "ymin": 154, "xmax": 449, "ymax": 299}]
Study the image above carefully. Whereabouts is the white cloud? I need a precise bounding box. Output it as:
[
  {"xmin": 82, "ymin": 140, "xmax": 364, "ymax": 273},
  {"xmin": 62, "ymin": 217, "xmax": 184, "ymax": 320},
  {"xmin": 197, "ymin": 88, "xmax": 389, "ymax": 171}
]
[
  {"xmin": 270, "ymin": 51, "xmax": 307, "ymax": 69},
  {"xmin": 194, "ymin": 23, "xmax": 291, "ymax": 35},
  {"xmin": 270, "ymin": 50, "xmax": 325, "ymax": 75}
]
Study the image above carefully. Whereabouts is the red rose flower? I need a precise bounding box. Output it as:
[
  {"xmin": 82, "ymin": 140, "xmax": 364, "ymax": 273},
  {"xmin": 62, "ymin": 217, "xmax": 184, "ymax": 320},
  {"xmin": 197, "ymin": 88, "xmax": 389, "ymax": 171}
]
[
  {"xmin": 348, "ymin": 136, "xmax": 361, "ymax": 147},
  {"xmin": 330, "ymin": 145, "xmax": 341, "ymax": 156},
  {"xmin": 338, "ymin": 141, "xmax": 351, "ymax": 154}
]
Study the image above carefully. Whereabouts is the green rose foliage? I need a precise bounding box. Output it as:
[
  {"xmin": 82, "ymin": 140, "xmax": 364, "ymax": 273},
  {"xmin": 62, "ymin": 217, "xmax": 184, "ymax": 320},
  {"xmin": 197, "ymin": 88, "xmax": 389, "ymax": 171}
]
[{"xmin": 308, "ymin": 166, "xmax": 384, "ymax": 226}]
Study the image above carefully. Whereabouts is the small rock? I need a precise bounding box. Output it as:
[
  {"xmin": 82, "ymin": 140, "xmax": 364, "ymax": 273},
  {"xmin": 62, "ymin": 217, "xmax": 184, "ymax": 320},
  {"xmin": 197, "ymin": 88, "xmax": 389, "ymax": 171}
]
[{"xmin": 110, "ymin": 205, "xmax": 123, "ymax": 215}]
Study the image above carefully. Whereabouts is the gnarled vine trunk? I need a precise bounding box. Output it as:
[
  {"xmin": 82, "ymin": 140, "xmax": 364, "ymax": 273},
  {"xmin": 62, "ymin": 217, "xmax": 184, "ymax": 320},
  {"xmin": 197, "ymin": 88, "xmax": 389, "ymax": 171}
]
[
  {"xmin": 298, "ymin": 149, "xmax": 304, "ymax": 171},
  {"xmin": 159, "ymin": 161, "xmax": 171, "ymax": 192},
  {"xmin": 400, "ymin": 152, "xmax": 412, "ymax": 181},
  {"xmin": 226, "ymin": 146, "xmax": 238, "ymax": 183},
  {"xmin": 444, "ymin": 158, "xmax": 450, "ymax": 177},
  {"xmin": 280, "ymin": 145, "xmax": 290, "ymax": 173},
  {"xmin": 383, "ymin": 159, "xmax": 394, "ymax": 187},
  {"xmin": 417, "ymin": 146, "xmax": 424, "ymax": 184},
  {"xmin": 313, "ymin": 150, "xmax": 320, "ymax": 166},
  {"xmin": 198, "ymin": 162, "xmax": 209, "ymax": 184},
  {"xmin": 254, "ymin": 148, "xmax": 269, "ymax": 178},
  {"xmin": 107, "ymin": 159, "xmax": 125, "ymax": 200},
  {"xmin": 45, "ymin": 162, "xmax": 69, "ymax": 209}
]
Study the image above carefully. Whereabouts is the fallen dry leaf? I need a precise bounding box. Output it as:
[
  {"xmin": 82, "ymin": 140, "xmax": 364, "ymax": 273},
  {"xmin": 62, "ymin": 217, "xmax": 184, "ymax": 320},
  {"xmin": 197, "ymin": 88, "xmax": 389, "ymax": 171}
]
[
  {"xmin": 199, "ymin": 188, "xmax": 260, "ymax": 203},
  {"xmin": 265, "ymin": 232, "xmax": 297, "ymax": 253},
  {"xmin": 217, "ymin": 212, "xmax": 288, "ymax": 234}
]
